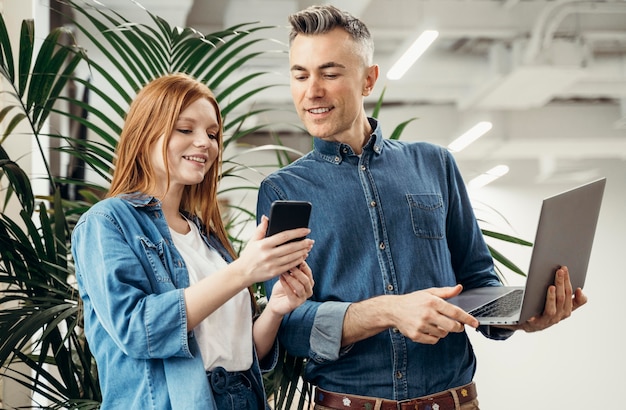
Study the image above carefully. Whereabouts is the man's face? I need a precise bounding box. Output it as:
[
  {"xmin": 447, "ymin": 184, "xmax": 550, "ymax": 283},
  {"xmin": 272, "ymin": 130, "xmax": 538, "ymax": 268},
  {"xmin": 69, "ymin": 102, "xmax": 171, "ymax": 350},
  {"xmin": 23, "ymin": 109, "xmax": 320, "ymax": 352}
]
[{"xmin": 289, "ymin": 28, "xmax": 376, "ymax": 144}]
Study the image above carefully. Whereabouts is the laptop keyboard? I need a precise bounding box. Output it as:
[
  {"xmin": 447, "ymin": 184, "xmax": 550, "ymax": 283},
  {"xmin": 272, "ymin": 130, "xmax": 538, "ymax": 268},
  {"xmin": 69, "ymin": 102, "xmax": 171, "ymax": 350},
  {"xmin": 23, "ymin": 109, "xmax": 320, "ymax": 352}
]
[{"xmin": 470, "ymin": 288, "xmax": 524, "ymax": 318}]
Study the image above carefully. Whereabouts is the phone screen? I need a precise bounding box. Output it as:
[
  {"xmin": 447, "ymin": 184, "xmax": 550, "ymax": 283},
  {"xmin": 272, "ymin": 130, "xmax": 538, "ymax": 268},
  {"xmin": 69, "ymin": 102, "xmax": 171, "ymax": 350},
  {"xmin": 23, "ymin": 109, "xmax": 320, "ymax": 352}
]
[{"xmin": 265, "ymin": 200, "xmax": 312, "ymax": 242}]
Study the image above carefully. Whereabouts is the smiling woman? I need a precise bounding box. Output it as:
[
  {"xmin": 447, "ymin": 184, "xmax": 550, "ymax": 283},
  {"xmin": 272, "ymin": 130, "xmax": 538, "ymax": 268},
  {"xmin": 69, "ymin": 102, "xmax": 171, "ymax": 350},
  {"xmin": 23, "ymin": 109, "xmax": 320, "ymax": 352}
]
[{"xmin": 70, "ymin": 73, "xmax": 315, "ymax": 409}]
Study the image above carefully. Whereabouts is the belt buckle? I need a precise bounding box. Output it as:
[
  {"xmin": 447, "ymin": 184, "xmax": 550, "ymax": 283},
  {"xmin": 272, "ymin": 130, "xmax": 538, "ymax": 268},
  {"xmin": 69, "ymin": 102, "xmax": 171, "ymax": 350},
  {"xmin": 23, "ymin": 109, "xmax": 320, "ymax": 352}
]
[
  {"xmin": 398, "ymin": 397, "xmax": 435, "ymax": 410},
  {"xmin": 409, "ymin": 400, "xmax": 433, "ymax": 410}
]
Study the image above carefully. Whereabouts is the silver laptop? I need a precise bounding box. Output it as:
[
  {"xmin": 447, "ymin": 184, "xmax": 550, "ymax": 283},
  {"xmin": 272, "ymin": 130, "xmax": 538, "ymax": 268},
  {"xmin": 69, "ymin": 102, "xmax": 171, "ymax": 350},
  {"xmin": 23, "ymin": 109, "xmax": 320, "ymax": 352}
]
[{"xmin": 449, "ymin": 177, "xmax": 606, "ymax": 325}]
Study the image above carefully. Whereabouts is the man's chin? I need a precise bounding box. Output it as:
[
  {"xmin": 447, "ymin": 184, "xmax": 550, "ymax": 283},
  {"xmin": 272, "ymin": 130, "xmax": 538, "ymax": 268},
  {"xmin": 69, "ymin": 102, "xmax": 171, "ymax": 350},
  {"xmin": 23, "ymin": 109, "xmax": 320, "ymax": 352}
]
[{"xmin": 303, "ymin": 123, "xmax": 333, "ymax": 140}]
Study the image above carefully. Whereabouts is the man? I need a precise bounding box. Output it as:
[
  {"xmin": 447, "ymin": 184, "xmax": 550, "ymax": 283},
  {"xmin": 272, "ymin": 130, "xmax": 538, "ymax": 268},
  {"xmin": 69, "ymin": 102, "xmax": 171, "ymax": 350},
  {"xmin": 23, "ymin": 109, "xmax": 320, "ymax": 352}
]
[{"xmin": 257, "ymin": 5, "xmax": 587, "ymax": 409}]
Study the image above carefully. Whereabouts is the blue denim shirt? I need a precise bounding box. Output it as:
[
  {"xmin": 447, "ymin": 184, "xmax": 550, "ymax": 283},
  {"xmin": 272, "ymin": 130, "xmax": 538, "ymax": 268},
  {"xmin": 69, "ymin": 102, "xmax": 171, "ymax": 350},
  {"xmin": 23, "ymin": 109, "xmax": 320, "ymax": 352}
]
[
  {"xmin": 257, "ymin": 118, "xmax": 507, "ymax": 400},
  {"xmin": 72, "ymin": 194, "xmax": 273, "ymax": 409}
]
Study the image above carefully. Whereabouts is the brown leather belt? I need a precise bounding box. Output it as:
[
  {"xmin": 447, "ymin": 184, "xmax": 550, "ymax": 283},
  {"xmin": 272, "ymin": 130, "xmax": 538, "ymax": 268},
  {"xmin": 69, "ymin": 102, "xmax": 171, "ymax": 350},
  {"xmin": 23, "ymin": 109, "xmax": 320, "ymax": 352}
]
[{"xmin": 314, "ymin": 382, "xmax": 477, "ymax": 410}]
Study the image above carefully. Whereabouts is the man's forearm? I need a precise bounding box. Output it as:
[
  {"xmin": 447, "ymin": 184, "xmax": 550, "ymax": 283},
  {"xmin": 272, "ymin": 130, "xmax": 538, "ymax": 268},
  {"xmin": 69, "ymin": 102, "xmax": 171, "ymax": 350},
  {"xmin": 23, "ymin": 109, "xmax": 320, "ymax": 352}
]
[{"xmin": 341, "ymin": 295, "xmax": 393, "ymax": 346}]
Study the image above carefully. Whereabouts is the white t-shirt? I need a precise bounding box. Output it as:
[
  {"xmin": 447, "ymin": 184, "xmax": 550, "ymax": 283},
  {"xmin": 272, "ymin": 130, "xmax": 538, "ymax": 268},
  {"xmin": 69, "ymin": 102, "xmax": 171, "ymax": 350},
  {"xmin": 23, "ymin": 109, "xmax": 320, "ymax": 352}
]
[{"xmin": 169, "ymin": 220, "xmax": 253, "ymax": 371}]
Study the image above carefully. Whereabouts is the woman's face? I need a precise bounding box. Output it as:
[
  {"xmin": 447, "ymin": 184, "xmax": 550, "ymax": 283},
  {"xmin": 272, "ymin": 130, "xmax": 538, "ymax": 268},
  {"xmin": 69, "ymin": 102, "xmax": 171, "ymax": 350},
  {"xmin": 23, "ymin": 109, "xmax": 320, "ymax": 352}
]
[{"xmin": 151, "ymin": 98, "xmax": 220, "ymax": 195}]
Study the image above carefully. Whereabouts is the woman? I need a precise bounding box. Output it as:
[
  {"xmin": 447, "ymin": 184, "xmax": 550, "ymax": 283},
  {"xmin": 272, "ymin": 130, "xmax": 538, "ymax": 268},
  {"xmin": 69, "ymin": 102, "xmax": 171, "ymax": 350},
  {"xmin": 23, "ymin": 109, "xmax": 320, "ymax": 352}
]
[{"xmin": 71, "ymin": 73, "xmax": 314, "ymax": 409}]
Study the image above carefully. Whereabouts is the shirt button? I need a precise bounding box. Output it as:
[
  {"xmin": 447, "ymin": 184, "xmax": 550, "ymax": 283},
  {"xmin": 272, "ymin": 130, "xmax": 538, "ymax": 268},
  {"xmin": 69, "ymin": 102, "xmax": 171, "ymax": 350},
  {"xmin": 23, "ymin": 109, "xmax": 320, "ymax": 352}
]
[
  {"xmin": 370, "ymin": 201, "xmax": 376, "ymax": 207},
  {"xmin": 379, "ymin": 242, "xmax": 385, "ymax": 250},
  {"xmin": 334, "ymin": 156, "xmax": 340, "ymax": 163},
  {"xmin": 360, "ymin": 165, "xmax": 366, "ymax": 171},
  {"xmin": 396, "ymin": 371, "xmax": 403, "ymax": 379},
  {"xmin": 387, "ymin": 284, "xmax": 394, "ymax": 291},
  {"xmin": 392, "ymin": 327, "xmax": 399, "ymax": 333},
  {"xmin": 342, "ymin": 147, "xmax": 348, "ymax": 154}
]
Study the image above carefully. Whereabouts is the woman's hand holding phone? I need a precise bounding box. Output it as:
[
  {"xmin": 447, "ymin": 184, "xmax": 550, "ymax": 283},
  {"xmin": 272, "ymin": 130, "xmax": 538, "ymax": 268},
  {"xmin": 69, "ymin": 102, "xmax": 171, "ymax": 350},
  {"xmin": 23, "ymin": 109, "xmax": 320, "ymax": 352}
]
[{"xmin": 232, "ymin": 202, "xmax": 313, "ymax": 286}]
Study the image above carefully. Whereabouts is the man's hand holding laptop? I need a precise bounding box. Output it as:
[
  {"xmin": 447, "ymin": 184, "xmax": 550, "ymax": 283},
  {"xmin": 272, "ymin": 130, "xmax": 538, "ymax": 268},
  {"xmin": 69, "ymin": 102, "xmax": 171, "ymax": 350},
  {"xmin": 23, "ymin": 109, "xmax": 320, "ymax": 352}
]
[{"xmin": 495, "ymin": 266, "xmax": 588, "ymax": 332}]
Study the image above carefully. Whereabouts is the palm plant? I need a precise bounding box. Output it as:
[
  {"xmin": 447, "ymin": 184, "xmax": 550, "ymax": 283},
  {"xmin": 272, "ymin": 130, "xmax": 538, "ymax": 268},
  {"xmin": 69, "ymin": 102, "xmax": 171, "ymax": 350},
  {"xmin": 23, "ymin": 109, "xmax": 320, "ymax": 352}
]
[
  {"xmin": 0, "ymin": 0, "xmax": 293, "ymax": 407},
  {"xmin": 0, "ymin": 10, "xmax": 98, "ymax": 408}
]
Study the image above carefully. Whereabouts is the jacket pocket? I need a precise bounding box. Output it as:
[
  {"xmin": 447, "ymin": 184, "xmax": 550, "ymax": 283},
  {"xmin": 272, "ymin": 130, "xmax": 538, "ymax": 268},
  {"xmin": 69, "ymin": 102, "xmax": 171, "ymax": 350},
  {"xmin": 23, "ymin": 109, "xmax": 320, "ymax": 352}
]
[
  {"xmin": 139, "ymin": 236, "xmax": 172, "ymax": 283},
  {"xmin": 406, "ymin": 193, "xmax": 444, "ymax": 239}
]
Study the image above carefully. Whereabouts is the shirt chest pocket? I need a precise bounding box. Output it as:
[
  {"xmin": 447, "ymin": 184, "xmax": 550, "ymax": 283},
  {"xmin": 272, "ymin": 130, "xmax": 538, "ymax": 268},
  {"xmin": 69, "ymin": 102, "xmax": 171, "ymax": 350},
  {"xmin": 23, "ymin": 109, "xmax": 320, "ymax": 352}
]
[{"xmin": 406, "ymin": 193, "xmax": 444, "ymax": 239}]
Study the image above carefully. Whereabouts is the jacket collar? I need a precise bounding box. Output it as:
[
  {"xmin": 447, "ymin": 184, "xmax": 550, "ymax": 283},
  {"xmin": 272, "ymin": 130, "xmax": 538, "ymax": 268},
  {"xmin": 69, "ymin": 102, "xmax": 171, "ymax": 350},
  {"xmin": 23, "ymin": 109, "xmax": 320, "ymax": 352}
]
[{"xmin": 117, "ymin": 192, "xmax": 160, "ymax": 208}]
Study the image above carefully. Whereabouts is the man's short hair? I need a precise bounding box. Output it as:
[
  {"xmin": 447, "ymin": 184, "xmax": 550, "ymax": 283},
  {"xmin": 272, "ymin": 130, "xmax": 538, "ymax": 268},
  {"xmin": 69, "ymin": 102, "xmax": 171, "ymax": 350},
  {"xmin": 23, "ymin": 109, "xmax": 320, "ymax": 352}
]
[{"xmin": 288, "ymin": 5, "xmax": 374, "ymax": 66}]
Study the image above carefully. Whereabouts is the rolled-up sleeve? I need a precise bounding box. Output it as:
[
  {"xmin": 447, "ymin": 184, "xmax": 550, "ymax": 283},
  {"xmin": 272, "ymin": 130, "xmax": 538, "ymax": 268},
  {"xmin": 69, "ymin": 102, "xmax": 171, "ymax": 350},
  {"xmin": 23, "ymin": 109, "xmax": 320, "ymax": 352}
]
[{"xmin": 309, "ymin": 301, "xmax": 351, "ymax": 362}]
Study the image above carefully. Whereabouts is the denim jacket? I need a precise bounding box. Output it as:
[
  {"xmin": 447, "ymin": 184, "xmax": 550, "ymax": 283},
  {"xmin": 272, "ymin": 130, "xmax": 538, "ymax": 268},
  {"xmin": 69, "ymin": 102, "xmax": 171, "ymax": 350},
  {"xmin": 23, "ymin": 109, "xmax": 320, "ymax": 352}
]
[
  {"xmin": 257, "ymin": 118, "xmax": 509, "ymax": 400},
  {"xmin": 72, "ymin": 194, "xmax": 273, "ymax": 409}
]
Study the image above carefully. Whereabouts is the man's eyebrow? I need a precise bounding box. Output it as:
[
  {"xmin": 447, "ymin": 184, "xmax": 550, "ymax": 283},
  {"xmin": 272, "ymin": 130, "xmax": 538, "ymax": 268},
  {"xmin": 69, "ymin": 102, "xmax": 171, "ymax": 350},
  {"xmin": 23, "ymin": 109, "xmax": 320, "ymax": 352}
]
[
  {"xmin": 320, "ymin": 62, "xmax": 346, "ymax": 70},
  {"xmin": 290, "ymin": 62, "xmax": 346, "ymax": 71}
]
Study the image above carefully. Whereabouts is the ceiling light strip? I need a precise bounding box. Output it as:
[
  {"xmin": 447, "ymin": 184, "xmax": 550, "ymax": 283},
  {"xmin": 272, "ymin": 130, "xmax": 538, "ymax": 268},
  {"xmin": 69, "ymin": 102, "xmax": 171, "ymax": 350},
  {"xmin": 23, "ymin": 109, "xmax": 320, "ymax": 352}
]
[
  {"xmin": 386, "ymin": 30, "xmax": 439, "ymax": 80},
  {"xmin": 468, "ymin": 165, "xmax": 510, "ymax": 189},
  {"xmin": 447, "ymin": 121, "xmax": 493, "ymax": 152}
]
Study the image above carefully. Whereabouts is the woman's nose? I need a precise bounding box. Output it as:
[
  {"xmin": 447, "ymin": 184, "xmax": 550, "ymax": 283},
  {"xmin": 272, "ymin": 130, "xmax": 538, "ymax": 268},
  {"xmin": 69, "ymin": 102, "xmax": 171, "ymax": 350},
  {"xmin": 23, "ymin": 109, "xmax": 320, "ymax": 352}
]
[{"xmin": 194, "ymin": 132, "xmax": 211, "ymax": 147}]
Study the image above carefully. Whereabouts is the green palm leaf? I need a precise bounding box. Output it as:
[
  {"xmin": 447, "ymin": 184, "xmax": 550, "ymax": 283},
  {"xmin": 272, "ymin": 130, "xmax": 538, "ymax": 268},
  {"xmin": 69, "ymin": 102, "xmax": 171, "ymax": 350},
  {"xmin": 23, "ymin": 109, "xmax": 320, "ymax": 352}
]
[
  {"xmin": 18, "ymin": 19, "xmax": 34, "ymax": 97},
  {"xmin": 0, "ymin": 11, "xmax": 15, "ymax": 82},
  {"xmin": 0, "ymin": 146, "xmax": 34, "ymax": 214}
]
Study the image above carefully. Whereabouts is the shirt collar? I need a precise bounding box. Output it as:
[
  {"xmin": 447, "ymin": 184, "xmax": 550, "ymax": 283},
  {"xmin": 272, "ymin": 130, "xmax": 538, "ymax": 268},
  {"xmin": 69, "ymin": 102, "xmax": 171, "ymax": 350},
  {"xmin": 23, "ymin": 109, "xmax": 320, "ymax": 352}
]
[{"xmin": 313, "ymin": 117, "xmax": 384, "ymax": 164}]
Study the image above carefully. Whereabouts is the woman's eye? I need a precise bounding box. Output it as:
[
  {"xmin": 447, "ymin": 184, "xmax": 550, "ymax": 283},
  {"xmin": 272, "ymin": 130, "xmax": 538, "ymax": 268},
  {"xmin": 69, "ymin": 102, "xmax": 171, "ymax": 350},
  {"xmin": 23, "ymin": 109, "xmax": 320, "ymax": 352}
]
[
  {"xmin": 207, "ymin": 133, "xmax": 218, "ymax": 140},
  {"xmin": 177, "ymin": 129, "xmax": 192, "ymax": 135}
]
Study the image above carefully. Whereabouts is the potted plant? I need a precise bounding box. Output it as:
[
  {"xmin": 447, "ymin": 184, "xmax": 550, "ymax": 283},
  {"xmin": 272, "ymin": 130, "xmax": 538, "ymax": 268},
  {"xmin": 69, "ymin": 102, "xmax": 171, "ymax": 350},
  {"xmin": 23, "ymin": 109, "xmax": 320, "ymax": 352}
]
[{"xmin": 0, "ymin": 0, "xmax": 299, "ymax": 407}]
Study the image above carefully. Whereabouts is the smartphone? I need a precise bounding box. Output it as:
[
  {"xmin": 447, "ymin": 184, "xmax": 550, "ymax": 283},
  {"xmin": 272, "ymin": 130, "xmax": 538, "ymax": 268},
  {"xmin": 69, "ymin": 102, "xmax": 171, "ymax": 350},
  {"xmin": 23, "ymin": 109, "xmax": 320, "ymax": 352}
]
[{"xmin": 265, "ymin": 200, "xmax": 312, "ymax": 243}]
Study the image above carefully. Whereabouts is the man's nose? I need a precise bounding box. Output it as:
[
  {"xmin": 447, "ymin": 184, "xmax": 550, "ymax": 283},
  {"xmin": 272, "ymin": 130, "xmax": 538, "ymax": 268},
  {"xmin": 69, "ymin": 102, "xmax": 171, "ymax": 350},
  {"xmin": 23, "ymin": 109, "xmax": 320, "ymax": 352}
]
[{"xmin": 305, "ymin": 77, "xmax": 324, "ymax": 98}]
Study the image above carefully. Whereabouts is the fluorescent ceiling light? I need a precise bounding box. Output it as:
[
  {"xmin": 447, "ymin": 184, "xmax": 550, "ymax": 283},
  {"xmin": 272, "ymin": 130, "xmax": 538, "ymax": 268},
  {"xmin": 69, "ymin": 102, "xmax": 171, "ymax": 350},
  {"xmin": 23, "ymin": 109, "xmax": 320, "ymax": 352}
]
[
  {"xmin": 386, "ymin": 30, "xmax": 439, "ymax": 80},
  {"xmin": 447, "ymin": 121, "xmax": 493, "ymax": 152},
  {"xmin": 468, "ymin": 165, "xmax": 510, "ymax": 189}
]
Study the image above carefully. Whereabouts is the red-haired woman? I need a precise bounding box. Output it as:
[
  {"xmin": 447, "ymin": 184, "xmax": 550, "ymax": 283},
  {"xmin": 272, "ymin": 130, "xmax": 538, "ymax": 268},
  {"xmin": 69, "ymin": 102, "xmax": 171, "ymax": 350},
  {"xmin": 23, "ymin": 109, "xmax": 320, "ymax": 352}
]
[{"xmin": 72, "ymin": 73, "xmax": 314, "ymax": 409}]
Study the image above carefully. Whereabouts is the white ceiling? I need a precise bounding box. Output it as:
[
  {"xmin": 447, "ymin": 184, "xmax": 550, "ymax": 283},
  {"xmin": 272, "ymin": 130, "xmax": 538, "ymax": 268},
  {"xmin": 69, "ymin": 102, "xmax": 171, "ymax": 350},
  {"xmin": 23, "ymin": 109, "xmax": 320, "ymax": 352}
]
[{"xmin": 111, "ymin": 0, "xmax": 626, "ymax": 186}]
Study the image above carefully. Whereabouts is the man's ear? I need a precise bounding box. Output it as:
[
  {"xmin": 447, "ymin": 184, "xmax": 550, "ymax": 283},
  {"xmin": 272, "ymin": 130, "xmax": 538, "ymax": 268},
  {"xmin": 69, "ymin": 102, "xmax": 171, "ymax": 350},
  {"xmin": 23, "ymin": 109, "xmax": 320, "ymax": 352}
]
[{"xmin": 363, "ymin": 64, "xmax": 380, "ymax": 96}]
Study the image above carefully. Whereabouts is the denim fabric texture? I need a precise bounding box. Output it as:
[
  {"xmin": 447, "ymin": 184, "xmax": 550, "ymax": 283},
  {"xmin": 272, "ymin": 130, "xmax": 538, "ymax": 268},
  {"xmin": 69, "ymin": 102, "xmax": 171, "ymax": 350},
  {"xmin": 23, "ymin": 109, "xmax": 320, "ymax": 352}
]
[
  {"xmin": 208, "ymin": 366, "xmax": 266, "ymax": 410},
  {"xmin": 257, "ymin": 118, "xmax": 505, "ymax": 400},
  {"xmin": 72, "ymin": 194, "xmax": 271, "ymax": 409}
]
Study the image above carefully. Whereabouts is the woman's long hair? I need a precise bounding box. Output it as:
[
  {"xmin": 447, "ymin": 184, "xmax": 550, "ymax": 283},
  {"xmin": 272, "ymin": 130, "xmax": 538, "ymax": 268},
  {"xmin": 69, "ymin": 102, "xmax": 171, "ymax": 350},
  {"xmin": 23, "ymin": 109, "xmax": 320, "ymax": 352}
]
[{"xmin": 107, "ymin": 73, "xmax": 236, "ymax": 259}]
